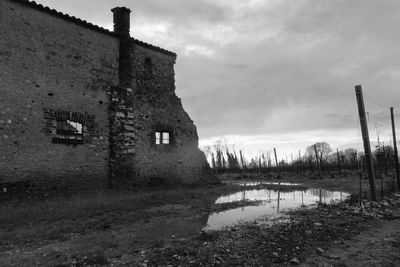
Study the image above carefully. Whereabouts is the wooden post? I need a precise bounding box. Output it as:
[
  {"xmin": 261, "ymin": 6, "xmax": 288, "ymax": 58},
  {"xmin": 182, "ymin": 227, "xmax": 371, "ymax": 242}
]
[
  {"xmin": 359, "ymin": 172, "xmax": 362, "ymax": 208},
  {"xmin": 274, "ymin": 148, "xmax": 280, "ymax": 178},
  {"xmin": 314, "ymin": 144, "xmax": 323, "ymax": 179},
  {"xmin": 381, "ymin": 172, "xmax": 384, "ymax": 198},
  {"xmin": 298, "ymin": 150, "xmax": 302, "ymax": 178},
  {"xmin": 390, "ymin": 107, "xmax": 400, "ymax": 190},
  {"xmin": 319, "ymin": 189, "xmax": 322, "ymax": 203},
  {"xmin": 355, "ymin": 85, "xmax": 377, "ymax": 201},
  {"xmin": 291, "ymin": 153, "xmax": 294, "ymax": 177}
]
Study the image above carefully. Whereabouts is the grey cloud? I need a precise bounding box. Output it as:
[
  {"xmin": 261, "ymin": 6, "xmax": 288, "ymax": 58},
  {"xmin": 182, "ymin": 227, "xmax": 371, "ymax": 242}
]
[
  {"xmin": 34, "ymin": 0, "xmax": 400, "ymax": 145},
  {"xmin": 129, "ymin": 0, "xmax": 230, "ymax": 24}
]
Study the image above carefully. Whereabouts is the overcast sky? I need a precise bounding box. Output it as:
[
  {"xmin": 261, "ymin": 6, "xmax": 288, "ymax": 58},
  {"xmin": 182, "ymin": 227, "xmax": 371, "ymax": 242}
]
[{"xmin": 36, "ymin": 0, "xmax": 400, "ymax": 159}]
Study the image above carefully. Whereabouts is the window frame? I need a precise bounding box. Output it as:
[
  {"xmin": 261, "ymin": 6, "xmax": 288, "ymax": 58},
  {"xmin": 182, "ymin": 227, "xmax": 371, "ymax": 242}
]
[
  {"xmin": 155, "ymin": 131, "xmax": 161, "ymax": 145},
  {"xmin": 154, "ymin": 131, "xmax": 171, "ymax": 145},
  {"xmin": 54, "ymin": 119, "xmax": 84, "ymax": 141},
  {"xmin": 161, "ymin": 132, "xmax": 170, "ymax": 144},
  {"xmin": 49, "ymin": 110, "xmax": 91, "ymax": 145}
]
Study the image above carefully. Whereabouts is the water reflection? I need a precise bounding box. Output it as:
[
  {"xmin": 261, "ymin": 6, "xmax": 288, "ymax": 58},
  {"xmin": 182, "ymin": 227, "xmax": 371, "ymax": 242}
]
[
  {"xmin": 204, "ymin": 188, "xmax": 349, "ymax": 231},
  {"xmin": 235, "ymin": 181, "xmax": 301, "ymax": 187}
]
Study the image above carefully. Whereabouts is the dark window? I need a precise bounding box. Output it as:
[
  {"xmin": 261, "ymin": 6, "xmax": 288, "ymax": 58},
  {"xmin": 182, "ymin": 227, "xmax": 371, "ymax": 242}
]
[
  {"xmin": 144, "ymin": 57, "xmax": 153, "ymax": 79},
  {"xmin": 50, "ymin": 110, "xmax": 88, "ymax": 145}
]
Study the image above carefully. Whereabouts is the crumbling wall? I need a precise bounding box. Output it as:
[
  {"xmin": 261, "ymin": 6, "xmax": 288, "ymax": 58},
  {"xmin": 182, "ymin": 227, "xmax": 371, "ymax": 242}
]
[
  {"xmin": 0, "ymin": 0, "xmax": 119, "ymax": 188},
  {"xmin": 120, "ymin": 43, "xmax": 214, "ymax": 185},
  {"xmin": 0, "ymin": 1, "xmax": 216, "ymax": 189}
]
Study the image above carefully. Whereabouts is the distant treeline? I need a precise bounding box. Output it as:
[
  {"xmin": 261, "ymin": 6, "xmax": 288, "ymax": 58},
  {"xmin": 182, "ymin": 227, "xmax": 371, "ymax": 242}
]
[{"xmin": 201, "ymin": 141, "xmax": 398, "ymax": 179}]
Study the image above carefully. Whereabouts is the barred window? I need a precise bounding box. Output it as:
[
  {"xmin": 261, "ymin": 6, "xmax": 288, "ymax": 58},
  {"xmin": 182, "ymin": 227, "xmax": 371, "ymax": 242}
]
[
  {"xmin": 56, "ymin": 119, "xmax": 83, "ymax": 140},
  {"xmin": 50, "ymin": 110, "xmax": 89, "ymax": 145}
]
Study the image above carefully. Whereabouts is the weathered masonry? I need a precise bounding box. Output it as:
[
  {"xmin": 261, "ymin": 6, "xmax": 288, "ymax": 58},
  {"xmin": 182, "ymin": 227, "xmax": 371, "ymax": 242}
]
[{"xmin": 0, "ymin": 0, "xmax": 215, "ymax": 190}]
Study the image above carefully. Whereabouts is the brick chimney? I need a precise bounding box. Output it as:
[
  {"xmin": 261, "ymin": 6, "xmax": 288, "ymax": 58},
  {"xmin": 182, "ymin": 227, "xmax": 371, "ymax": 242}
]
[
  {"xmin": 111, "ymin": 7, "xmax": 133, "ymax": 88},
  {"xmin": 111, "ymin": 7, "xmax": 131, "ymax": 37}
]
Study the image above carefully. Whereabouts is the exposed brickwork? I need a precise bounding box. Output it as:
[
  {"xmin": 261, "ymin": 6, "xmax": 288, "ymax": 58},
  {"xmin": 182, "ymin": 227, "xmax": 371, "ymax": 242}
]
[
  {"xmin": 0, "ymin": 0, "xmax": 118, "ymax": 188},
  {"xmin": 107, "ymin": 86, "xmax": 138, "ymax": 186},
  {"xmin": 125, "ymin": 45, "xmax": 214, "ymax": 185},
  {"xmin": 0, "ymin": 0, "xmax": 217, "ymax": 190}
]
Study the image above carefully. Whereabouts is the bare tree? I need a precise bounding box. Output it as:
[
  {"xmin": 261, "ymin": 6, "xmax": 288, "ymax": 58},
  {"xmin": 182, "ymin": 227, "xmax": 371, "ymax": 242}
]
[{"xmin": 306, "ymin": 142, "xmax": 332, "ymax": 175}]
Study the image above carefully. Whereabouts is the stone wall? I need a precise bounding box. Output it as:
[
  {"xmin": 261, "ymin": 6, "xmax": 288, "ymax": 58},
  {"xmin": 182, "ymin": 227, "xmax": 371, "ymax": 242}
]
[
  {"xmin": 0, "ymin": 0, "xmax": 119, "ymax": 188},
  {"xmin": 0, "ymin": 0, "xmax": 215, "ymax": 189},
  {"xmin": 118, "ymin": 43, "xmax": 214, "ymax": 185}
]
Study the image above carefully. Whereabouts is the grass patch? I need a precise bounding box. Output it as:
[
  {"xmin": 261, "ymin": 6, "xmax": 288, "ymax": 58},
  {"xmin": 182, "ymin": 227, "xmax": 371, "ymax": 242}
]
[{"xmin": 0, "ymin": 183, "xmax": 243, "ymax": 250}]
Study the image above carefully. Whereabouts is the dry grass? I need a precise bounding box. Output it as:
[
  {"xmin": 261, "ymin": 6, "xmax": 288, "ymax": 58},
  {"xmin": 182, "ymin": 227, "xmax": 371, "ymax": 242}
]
[
  {"xmin": 0, "ymin": 184, "xmax": 242, "ymax": 249},
  {"xmin": 1, "ymin": 174, "xmax": 397, "ymax": 266}
]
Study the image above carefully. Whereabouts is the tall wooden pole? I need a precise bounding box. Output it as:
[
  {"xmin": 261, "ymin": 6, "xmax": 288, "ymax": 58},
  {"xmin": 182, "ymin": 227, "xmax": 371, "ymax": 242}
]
[
  {"xmin": 390, "ymin": 107, "xmax": 400, "ymax": 190},
  {"xmin": 298, "ymin": 150, "xmax": 302, "ymax": 178},
  {"xmin": 239, "ymin": 150, "xmax": 245, "ymax": 178},
  {"xmin": 291, "ymin": 153, "xmax": 294, "ymax": 176},
  {"xmin": 355, "ymin": 85, "xmax": 377, "ymax": 201},
  {"xmin": 274, "ymin": 148, "xmax": 280, "ymax": 178}
]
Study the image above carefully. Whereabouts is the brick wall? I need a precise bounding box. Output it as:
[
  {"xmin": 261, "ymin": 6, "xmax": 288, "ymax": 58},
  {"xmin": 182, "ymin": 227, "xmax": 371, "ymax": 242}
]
[
  {"xmin": 0, "ymin": 0, "xmax": 216, "ymax": 189},
  {"xmin": 0, "ymin": 0, "xmax": 119, "ymax": 188},
  {"xmin": 117, "ymin": 44, "xmax": 214, "ymax": 185}
]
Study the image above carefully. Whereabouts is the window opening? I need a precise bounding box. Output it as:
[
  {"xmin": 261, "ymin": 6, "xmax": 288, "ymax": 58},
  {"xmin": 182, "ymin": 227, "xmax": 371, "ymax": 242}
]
[
  {"xmin": 162, "ymin": 132, "xmax": 170, "ymax": 144},
  {"xmin": 56, "ymin": 119, "xmax": 83, "ymax": 140},
  {"xmin": 155, "ymin": 132, "xmax": 161, "ymax": 145},
  {"xmin": 144, "ymin": 57, "xmax": 153, "ymax": 79},
  {"xmin": 155, "ymin": 131, "xmax": 171, "ymax": 145}
]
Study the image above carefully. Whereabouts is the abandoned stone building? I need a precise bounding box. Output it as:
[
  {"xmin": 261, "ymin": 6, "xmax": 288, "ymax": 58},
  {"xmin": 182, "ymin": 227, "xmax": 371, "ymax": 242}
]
[{"xmin": 0, "ymin": 0, "xmax": 214, "ymax": 190}]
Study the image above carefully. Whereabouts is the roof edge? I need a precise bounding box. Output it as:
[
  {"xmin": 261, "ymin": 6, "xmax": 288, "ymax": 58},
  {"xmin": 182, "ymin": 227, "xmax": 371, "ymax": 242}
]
[{"xmin": 131, "ymin": 38, "xmax": 177, "ymax": 58}]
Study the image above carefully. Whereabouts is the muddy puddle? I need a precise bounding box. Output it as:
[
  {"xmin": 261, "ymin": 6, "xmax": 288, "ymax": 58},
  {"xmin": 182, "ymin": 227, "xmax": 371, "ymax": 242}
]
[{"xmin": 204, "ymin": 187, "xmax": 349, "ymax": 231}]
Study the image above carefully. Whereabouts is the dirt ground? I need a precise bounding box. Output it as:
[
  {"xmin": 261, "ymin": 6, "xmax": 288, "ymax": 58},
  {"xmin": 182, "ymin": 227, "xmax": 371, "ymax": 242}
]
[
  {"xmin": 136, "ymin": 194, "xmax": 400, "ymax": 266},
  {"xmin": 303, "ymin": 218, "xmax": 400, "ymax": 267},
  {"xmin": 0, "ymin": 175, "xmax": 399, "ymax": 266}
]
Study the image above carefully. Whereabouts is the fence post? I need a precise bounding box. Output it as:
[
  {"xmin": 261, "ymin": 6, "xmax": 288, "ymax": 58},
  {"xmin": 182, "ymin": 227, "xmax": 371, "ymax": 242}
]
[
  {"xmin": 390, "ymin": 107, "xmax": 400, "ymax": 190},
  {"xmin": 355, "ymin": 85, "xmax": 377, "ymax": 201},
  {"xmin": 274, "ymin": 148, "xmax": 281, "ymax": 178}
]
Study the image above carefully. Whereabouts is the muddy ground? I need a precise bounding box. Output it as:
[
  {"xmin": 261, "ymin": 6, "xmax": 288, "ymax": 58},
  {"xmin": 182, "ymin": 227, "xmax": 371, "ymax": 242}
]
[{"xmin": 0, "ymin": 175, "xmax": 399, "ymax": 266}]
